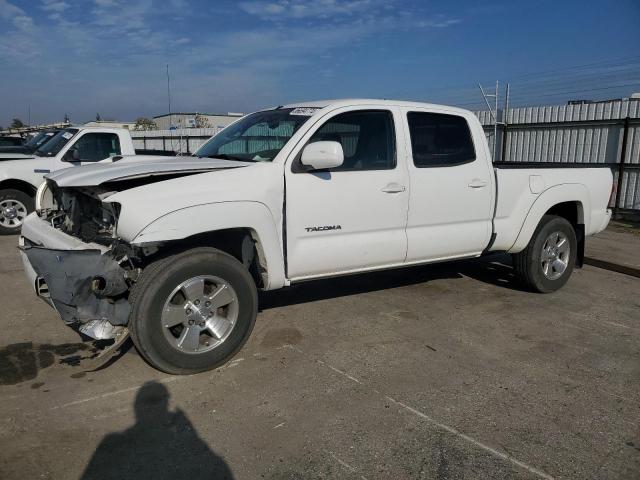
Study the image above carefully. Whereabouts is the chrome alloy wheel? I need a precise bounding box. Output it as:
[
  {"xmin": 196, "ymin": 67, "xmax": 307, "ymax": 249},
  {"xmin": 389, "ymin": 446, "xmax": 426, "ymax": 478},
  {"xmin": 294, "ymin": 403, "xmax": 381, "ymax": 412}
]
[
  {"xmin": 541, "ymin": 231, "xmax": 570, "ymax": 280},
  {"xmin": 0, "ymin": 199, "xmax": 27, "ymax": 229},
  {"xmin": 161, "ymin": 275, "xmax": 239, "ymax": 354}
]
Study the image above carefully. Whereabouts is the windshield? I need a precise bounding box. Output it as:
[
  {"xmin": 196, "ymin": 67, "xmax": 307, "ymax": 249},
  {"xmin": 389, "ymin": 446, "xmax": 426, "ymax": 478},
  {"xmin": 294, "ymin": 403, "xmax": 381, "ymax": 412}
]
[
  {"xmin": 35, "ymin": 128, "xmax": 78, "ymax": 157},
  {"xmin": 195, "ymin": 108, "xmax": 316, "ymax": 162},
  {"xmin": 25, "ymin": 132, "xmax": 46, "ymax": 148},
  {"xmin": 25, "ymin": 131, "xmax": 56, "ymax": 148}
]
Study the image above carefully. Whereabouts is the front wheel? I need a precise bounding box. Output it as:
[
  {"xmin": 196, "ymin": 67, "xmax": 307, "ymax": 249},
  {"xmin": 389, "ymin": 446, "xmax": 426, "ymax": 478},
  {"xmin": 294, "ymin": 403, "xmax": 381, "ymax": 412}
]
[
  {"xmin": 129, "ymin": 247, "xmax": 258, "ymax": 374},
  {"xmin": 0, "ymin": 189, "xmax": 33, "ymax": 235},
  {"xmin": 513, "ymin": 215, "xmax": 577, "ymax": 293}
]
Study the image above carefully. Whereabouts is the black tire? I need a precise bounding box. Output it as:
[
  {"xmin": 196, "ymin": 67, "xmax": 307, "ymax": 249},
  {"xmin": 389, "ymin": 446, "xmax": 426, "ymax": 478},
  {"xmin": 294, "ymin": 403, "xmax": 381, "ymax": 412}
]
[
  {"xmin": 513, "ymin": 215, "xmax": 577, "ymax": 293},
  {"xmin": 0, "ymin": 189, "xmax": 34, "ymax": 235},
  {"xmin": 129, "ymin": 247, "xmax": 258, "ymax": 374}
]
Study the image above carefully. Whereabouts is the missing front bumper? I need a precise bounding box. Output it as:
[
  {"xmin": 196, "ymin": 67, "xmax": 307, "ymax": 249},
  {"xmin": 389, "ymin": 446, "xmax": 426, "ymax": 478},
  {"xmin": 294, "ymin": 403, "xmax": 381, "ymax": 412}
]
[
  {"xmin": 19, "ymin": 214, "xmax": 132, "ymax": 334},
  {"xmin": 22, "ymin": 245, "xmax": 131, "ymax": 327}
]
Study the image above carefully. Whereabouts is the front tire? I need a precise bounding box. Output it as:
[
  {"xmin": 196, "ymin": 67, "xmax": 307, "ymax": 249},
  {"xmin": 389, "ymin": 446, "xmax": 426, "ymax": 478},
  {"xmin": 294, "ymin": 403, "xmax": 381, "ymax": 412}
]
[
  {"xmin": 129, "ymin": 247, "xmax": 258, "ymax": 374},
  {"xmin": 0, "ymin": 189, "xmax": 33, "ymax": 235},
  {"xmin": 513, "ymin": 215, "xmax": 577, "ymax": 293}
]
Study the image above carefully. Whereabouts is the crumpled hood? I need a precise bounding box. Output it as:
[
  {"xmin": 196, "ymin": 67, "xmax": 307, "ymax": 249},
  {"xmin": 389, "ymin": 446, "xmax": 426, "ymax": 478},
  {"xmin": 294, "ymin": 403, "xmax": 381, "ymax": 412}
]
[{"xmin": 45, "ymin": 155, "xmax": 248, "ymax": 187}]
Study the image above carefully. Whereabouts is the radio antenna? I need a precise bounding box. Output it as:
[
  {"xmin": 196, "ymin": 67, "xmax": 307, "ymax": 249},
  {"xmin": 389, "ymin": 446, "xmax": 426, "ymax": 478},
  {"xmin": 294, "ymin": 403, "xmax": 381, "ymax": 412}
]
[{"xmin": 166, "ymin": 64, "xmax": 172, "ymax": 129}]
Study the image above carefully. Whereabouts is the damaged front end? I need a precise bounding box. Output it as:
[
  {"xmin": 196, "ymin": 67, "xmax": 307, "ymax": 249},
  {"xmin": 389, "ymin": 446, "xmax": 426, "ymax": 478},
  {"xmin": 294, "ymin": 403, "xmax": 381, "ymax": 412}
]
[{"xmin": 20, "ymin": 180, "xmax": 139, "ymax": 341}]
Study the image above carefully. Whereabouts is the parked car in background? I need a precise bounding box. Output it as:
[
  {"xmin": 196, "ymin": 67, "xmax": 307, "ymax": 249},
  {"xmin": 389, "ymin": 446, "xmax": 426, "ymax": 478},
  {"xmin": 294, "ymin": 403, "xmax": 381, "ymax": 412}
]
[
  {"xmin": 0, "ymin": 136, "xmax": 24, "ymax": 147},
  {"xmin": 19, "ymin": 99, "xmax": 613, "ymax": 374},
  {"xmin": 0, "ymin": 127, "xmax": 174, "ymax": 234},
  {"xmin": 0, "ymin": 130, "xmax": 59, "ymax": 159}
]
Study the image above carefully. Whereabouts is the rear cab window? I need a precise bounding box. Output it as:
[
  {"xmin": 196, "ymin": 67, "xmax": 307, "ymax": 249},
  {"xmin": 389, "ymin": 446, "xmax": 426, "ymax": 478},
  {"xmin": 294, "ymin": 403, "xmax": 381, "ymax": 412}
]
[{"xmin": 407, "ymin": 112, "xmax": 475, "ymax": 167}]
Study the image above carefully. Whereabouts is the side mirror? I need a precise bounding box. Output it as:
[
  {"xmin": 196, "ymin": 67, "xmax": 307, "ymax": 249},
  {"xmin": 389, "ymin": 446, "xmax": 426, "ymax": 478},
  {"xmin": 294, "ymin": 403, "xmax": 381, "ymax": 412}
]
[
  {"xmin": 62, "ymin": 148, "xmax": 80, "ymax": 162},
  {"xmin": 301, "ymin": 141, "xmax": 344, "ymax": 171}
]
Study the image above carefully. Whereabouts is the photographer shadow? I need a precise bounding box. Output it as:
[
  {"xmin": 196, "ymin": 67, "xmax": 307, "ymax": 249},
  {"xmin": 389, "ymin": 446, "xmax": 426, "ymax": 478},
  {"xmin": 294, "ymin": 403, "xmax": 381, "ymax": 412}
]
[{"xmin": 81, "ymin": 381, "xmax": 233, "ymax": 480}]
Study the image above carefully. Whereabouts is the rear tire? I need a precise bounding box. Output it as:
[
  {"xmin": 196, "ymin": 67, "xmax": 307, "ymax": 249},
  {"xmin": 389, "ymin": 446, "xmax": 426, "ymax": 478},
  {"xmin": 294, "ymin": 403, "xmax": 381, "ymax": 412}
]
[
  {"xmin": 513, "ymin": 215, "xmax": 577, "ymax": 293},
  {"xmin": 129, "ymin": 247, "xmax": 258, "ymax": 374},
  {"xmin": 0, "ymin": 189, "xmax": 33, "ymax": 235}
]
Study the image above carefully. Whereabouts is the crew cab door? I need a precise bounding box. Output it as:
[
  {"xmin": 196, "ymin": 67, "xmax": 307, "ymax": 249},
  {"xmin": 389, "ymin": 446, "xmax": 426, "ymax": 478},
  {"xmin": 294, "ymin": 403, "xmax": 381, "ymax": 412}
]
[
  {"xmin": 401, "ymin": 108, "xmax": 494, "ymax": 261},
  {"xmin": 285, "ymin": 107, "xmax": 409, "ymax": 280}
]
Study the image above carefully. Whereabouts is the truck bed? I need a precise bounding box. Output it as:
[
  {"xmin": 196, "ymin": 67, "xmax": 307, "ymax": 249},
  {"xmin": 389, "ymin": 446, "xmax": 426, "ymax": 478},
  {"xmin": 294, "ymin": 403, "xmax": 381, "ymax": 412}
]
[{"xmin": 490, "ymin": 165, "xmax": 613, "ymax": 253}]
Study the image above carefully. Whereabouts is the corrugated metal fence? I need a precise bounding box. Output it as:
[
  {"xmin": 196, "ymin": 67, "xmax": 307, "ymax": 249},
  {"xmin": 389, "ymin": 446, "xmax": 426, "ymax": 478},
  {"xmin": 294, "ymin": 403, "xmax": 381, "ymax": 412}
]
[
  {"xmin": 132, "ymin": 128, "xmax": 218, "ymax": 154},
  {"xmin": 132, "ymin": 100, "xmax": 640, "ymax": 214},
  {"xmin": 476, "ymin": 100, "xmax": 640, "ymax": 214}
]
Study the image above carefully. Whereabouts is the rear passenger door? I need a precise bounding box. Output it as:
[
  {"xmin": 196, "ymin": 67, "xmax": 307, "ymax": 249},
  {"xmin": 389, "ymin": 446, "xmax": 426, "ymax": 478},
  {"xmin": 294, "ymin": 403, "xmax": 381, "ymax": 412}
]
[
  {"xmin": 285, "ymin": 107, "xmax": 410, "ymax": 280},
  {"xmin": 402, "ymin": 109, "xmax": 494, "ymax": 261}
]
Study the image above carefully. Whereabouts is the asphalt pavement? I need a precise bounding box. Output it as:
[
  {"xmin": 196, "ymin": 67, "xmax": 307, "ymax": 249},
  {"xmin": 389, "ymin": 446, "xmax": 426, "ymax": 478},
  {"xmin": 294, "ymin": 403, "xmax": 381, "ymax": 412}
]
[{"xmin": 0, "ymin": 231, "xmax": 638, "ymax": 479}]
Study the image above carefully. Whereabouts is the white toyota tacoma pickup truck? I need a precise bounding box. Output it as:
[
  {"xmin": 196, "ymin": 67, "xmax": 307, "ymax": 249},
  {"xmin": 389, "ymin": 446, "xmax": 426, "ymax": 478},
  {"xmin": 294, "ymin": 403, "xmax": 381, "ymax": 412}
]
[
  {"xmin": 0, "ymin": 126, "xmax": 172, "ymax": 235},
  {"xmin": 19, "ymin": 99, "xmax": 613, "ymax": 374}
]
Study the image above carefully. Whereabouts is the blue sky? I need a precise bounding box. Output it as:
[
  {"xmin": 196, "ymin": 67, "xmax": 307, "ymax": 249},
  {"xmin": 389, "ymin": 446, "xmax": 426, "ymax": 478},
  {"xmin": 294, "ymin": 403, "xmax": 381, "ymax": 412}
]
[{"xmin": 1, "ymin": 0, "xmax": 639, "ymax": 126}]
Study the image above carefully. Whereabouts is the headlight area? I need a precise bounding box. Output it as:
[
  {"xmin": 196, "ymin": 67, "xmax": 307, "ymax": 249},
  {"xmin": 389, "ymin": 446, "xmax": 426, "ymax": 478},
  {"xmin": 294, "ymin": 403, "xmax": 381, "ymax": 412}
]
[{"xmin": 38, "ymin": 181, "xmax": 122, "ymax": 246}]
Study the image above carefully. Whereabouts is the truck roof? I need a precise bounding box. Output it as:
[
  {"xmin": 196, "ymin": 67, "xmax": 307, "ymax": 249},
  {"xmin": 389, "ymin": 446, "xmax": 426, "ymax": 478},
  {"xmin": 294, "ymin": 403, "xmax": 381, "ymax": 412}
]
[
  {"xmin": 67, "ymin": 125, "xmax": 129, "ymax": 130},
  {"xmin": 280, "ymin": 98, "xmax": 472, "ymax": 115}
]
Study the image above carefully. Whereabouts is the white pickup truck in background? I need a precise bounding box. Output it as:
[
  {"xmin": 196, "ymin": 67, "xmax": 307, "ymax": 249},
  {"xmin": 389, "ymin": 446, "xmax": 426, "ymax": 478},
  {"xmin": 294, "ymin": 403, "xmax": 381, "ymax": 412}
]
[
  {"xmin": 0, "ymin": 126, "xmax": 173, "ymax": 234},
  {"xmin": 0, "ymin": 129, "xmax": 60, "ymax": 159},
  {"xmin": 20, "ymin": 99, "xmax": 613, "ymax": 374}
]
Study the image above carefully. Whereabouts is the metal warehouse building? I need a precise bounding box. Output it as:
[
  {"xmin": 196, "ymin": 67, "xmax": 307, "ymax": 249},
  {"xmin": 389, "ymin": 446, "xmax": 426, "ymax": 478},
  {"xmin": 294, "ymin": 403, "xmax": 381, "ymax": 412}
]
[{"xmin": 153, "ymin": 112, "xmax": 243, "ymax": 130}]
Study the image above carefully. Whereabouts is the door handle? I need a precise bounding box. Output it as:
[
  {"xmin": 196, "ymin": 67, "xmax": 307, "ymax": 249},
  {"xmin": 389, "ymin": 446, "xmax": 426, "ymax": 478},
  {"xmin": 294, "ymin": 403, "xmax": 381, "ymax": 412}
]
[
  {"xmin": 468, "ymin": 179, "xmax": 488, "ymax": 188},
  {"xmin": 381, "ymin": 183, "xmax": 406, "ymax": 193}
]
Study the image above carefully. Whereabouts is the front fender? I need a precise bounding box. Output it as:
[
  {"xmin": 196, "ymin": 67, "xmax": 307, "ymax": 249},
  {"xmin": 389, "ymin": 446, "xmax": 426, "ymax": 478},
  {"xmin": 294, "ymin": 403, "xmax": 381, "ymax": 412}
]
[
  {"xmin": 0, "ymin": 162, "xmax": 46, "ymax": 190},
  {"xmin": 509, "ymin": 183, "xmax": 589, "ymax": 253},
  {"xmin": 129, "ymin": 201, "xmax": 286, "ymax": 290}
]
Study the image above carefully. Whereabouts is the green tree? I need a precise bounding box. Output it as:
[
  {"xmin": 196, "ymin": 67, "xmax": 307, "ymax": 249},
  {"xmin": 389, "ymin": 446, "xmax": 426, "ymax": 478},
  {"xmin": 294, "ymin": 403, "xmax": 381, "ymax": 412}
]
[
  {"xmin": 133, "ymin": 117, "xmax": 158, "ymax": 131},
  {"xmin": 10, "ymin": 118, "xmax": 24, "ymax": 129},
  {"xmin": 194, "ymin": 114, "xmax": 211, "ymax": 128}
]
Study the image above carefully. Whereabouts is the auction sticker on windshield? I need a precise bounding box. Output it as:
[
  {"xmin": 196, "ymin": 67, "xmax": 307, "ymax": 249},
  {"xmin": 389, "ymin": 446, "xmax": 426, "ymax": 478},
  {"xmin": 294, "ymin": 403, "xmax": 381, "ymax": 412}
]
[
  {"xmin": 290, "ymin": 107, "xmax": 322, "ymax": 116},
  {"xmin": 62, "ymin": 132, "xmax": 73, "ymax": 139}
]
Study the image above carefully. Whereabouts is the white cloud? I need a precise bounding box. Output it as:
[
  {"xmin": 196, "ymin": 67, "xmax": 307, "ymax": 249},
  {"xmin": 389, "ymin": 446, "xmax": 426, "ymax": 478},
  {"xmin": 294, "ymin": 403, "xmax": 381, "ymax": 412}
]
[
  {"xmin": 41, "ymin": 0, "xmax": 70, "ymax": 13},
  {"xmin": 93, "ymin": 0, "xmax": 118, "ymax": 6},
  {"xmin": 238, "ymin": 0, "xmax": 461, "ymax": 32},
  {"xmin": 0, "ymin": 0, "xmax": 35, "ymax": 31},
  {"xmin": 239, "ymin": 0, "xmax": 375, "ymax": 19},
  {"xmin": 417, "ymin": 18, "xmax": 461, "ymax": 28},
  {"xmin": 0, "ymin": 0, "xmax": 463, "ymax": 125}
]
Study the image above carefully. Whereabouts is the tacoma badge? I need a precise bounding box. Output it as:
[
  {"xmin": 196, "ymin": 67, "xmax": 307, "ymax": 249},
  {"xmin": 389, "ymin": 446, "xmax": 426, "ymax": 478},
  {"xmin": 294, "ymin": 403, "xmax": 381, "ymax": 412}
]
[{"xmin": 305, "ymin": 225, "xmax": 342, "ymax": 232}]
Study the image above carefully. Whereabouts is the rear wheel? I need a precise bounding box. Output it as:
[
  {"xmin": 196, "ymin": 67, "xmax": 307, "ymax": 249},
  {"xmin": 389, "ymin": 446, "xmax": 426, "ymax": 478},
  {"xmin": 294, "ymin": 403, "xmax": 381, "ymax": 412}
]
[
  {"xmin": 513, "ymin": 215, "xmax": 577, "ymax": 293},
  {"xmin": 129, "ymin": 247, "xmax": 258, "ymax": 374},
  {"xmin": 0, "ymin": 189, "xmax": 33, "ymax": 235}
]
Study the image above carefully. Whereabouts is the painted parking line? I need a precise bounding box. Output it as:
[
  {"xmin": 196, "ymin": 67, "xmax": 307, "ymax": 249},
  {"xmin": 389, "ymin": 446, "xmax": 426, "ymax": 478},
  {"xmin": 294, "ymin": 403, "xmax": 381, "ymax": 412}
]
[{"xmin": 283, "ymin": 344, "xmax": 555, "ymax": 480}]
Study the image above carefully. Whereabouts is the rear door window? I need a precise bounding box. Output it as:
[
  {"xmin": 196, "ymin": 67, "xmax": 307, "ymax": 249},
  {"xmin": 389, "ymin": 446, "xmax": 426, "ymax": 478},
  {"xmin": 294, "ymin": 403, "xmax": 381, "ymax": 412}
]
[{"xmin": 407, "ymin": 112, "xmax": 475, "ymax": 167}]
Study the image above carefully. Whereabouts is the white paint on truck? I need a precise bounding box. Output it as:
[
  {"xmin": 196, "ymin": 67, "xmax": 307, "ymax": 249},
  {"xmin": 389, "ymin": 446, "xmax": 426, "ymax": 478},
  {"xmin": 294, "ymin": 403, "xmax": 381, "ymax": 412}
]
[{"xmin": 19, "ymin": 99, "xmax": 613, "ymax": 374}]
